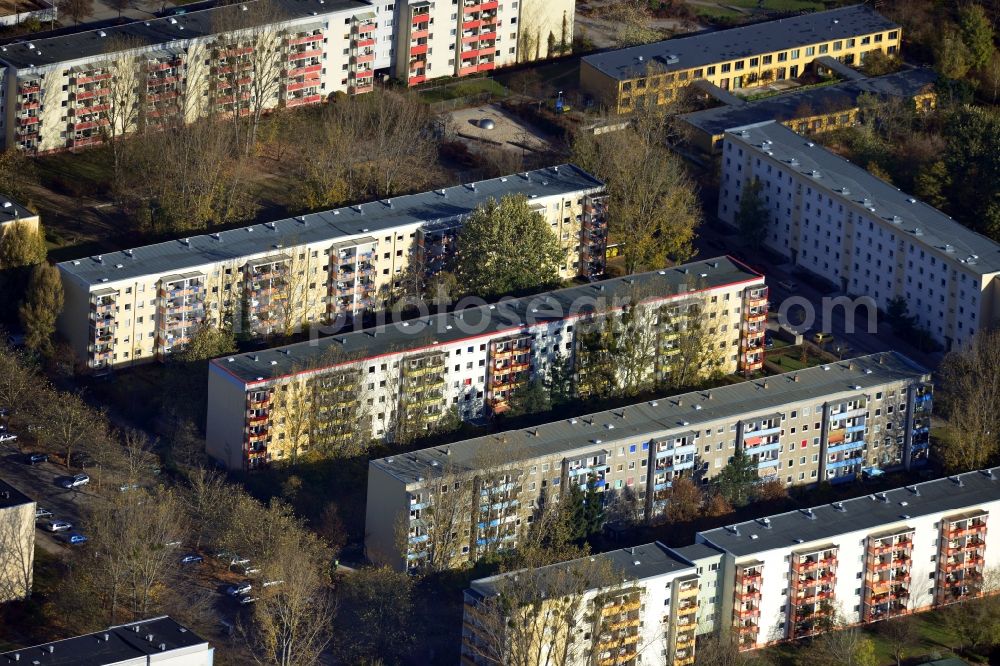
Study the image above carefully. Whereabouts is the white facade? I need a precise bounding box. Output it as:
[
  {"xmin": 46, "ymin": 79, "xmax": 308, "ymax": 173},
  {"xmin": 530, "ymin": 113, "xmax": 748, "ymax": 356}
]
[
  {"xmin": 718, "ymin": 121, "xmax": 1000, "ymax": 351},
  {"xmin": 57, "ymin": 165, "xmax": 607, "ymax": 370}
]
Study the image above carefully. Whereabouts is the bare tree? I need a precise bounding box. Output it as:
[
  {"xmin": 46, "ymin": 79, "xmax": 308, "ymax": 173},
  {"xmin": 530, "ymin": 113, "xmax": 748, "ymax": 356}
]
[
  {"xmin": 212, "ymin": 0, "xmax": 288, "ymax": 155},
  {"xmin": 0, "ymin": 500, "xmax": 34, "ymax": 602},
  {"xmin": 102, "ymin": 36, "xmax": 145, "ymax": 183},
  {"xmin": 29, "ymin": 386, "xmax": 106, "ymax": 468},
  {"xmin": 939, "ymin": 329, "xmax": 1000, "ymax": 471}
]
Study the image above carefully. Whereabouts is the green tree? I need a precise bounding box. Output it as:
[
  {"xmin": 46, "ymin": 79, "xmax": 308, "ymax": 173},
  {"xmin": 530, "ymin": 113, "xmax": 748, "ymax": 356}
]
[
  {"xmin": 715, "ymin": 447, "xmax": 757, "ymax": 507},
  {"xmin": 861, "ymin": 49, "xmax": 898, "ymax": 77},
  {"xmin": 735, "ymin": 178, "xmax": 769, "ymax": 252},
  {"xmin": 0, "ymin": 222, "xmax": 46, "ymax": 269},
  {"xmin": 960, "ymin": 4, "xmax": 995, "ymax": 71},
  {"xmin": 913, "ymin": 160, "xmax": 951, "ymax": 209},
  {"xmin": 452, "ymin": 194, "xmax": 564, "ymax": 299},
  {"xmin": 176, "ymin": 322, "xmax": 237, "ymax": 363},
  {"xmin": 545, "ymin": 355, "xmax": 575, "ymax": 407},
  {"xmin": 334, "ymin": 566, "xmax": 414, "ymax": 664},
  {"xmin": 582, "ymin": 475, "xmax": 605, "ymax": 536},
  {"xmin": 19, "ymin": 263, "xmax": 63, "ymax": 356},
  {"xmin": 504, "ymin": 378, "xmax": 551, "ymax": 418},
  {"xmin": 935, "ymin": 28, "xmax": 972, "ymax": 81}
]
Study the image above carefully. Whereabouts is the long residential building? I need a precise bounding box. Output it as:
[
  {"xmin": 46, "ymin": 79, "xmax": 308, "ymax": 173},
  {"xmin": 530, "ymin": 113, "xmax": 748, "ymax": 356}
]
[
  {"xmin": 56, "ymin": 165, "xmax": 606, "ymax": 370},
  {"xmin": 679, "ymin": 67, "xmax": 937, "ymax": 157},
  {"xmin": 0, "ymin": 0, "xmax": 571, "ymax": 153},
  {"xmin": 206, "ymin": 256, "xmax": 767, "ymax": 470},
  {"xmin": 462, "ymin": 466, "xmax": 1000, "ymax": 664},
  {"xmin": 365, "ymin": 351, "xmax": 931, "ymax": 571},
  {"xmin": 580, "ymin": 5, "xmax": 900, "ymax": 114},
  {"xmin": 0, "ymin": 616, "xmax": 214, "ymax": 665},
  {"xmin": 717, "ymin": 120, "xmax": 1000, "ymax": 350},
  {"xmin": 0, "ymin": 479, "xmax": 35, "ymax": 603}
]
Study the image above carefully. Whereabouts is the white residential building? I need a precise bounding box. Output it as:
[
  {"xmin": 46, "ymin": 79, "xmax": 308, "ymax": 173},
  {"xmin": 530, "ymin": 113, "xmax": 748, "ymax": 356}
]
[
  {"xmin": 56, "ymin": 165, "xmax": 607, "ymax": 370},
  {"xmin": 206, "ymin": 257, "xmax": 766, "ymax": 470},
  {"xmin": 463, "ymin": 466, "xmax": 1000, "ymax": 662},
  {"xmin": 717, "ymin": 120, "xmax": 1000, "ymax": 350}
]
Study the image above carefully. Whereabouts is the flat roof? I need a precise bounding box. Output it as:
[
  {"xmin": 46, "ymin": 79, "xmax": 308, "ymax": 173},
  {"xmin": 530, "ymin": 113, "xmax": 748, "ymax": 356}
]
[
  {"xmin": 699, "ymin": 466, "xmax": 1000, "ymax": 557},
  {"xmin": 58, "ymin": 164, "xmax": 603, "ymax": 287},
  {"xmin": 681, "ymin": 68, "xmax": 937, "ymax": 138},
  {"xmin": 0, "ymin": 0, "xmax": 367, "ymax": 70},
  {"xmin": 0, "ymin": 478, "xmax": 32, "ymax": 510},
  {"xmin": 211, "ymin": 256, "xmax": 762, "ymax": 386},
  {"xmin": 581, "ymin": 5, "xmax": 898, "ymax": 81},
  {"xmin": 725, "ymin": 120, "xmax": 1000, "ymax": 275},
  {"xmin": 371, "ymin": 351, "xmax": 927, "ymax": 486},
  {"xmin": 669, "ymin": 542, "xmax": 725, "ymax": 564},
  {"xmin": 468, "ymin": 541, "xmax": 693, "ymax": 599},
  {"xmin": 0, "ymin": 616, "xmax": 209, "ymax": 666},
  {"xmin": 0, "ymin": 195, "xmax": 37, "ymax": 226}
]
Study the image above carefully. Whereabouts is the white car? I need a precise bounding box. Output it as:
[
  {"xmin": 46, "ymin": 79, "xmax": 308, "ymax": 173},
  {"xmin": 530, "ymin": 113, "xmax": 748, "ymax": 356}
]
[
  {"xmin": 43, "ymin": 519, "xmax": 73, "ymax": 532},
  {"xmin": 0, "ymin": 433, "xmax": 17, "ymax": 443}
]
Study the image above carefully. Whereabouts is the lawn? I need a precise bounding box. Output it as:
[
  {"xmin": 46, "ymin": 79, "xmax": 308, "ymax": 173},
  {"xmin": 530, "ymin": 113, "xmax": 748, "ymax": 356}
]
[
  {"xmin": 765, "ymin": 347, "xmax": 826, "ymax": 372},
  {"xmin": 726, "ymin": 0, "xmax": 827, "ymax": 10},
  {"xmin": 418, "ymin": 77, "xmax": 509, "ymax": 103}
]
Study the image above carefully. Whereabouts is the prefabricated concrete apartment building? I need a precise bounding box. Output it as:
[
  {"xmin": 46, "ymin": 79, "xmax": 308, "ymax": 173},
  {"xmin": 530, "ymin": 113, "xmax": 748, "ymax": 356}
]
[
  {"xmin": 461, "ymin": 467, "xmax": 1000, "ymax": 666},
  {"xmin": 56, "ymin": 165, "xmax": 607, "ymax": 371},
  {"xmin": 0, "ymin": 0, "xmax": 572, "ymax": 153},
  {"xmin": 718, "ymin": 120, "xmax": 1000, "ymax": 350},
  {"xmin": 206, "ymin": 257, "xmax": 768, "ymax": 470},
  {"xmin": 366, "ymin": 351, "xmax": 931, "ymax": 571}
]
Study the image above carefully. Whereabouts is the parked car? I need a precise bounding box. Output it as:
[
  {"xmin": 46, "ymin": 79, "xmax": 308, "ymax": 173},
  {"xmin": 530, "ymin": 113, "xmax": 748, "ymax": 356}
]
[
  {"xmin": 262, "ymin": 580, "xmax": 283, "ymax": 588},
  {"xmin": 25, "ymin": 452, "xmax": 48, "ymax": 465},
  {"xmin": 180, "ymin": 554, "xmax": 204, "ymax": 565},
  {"xmin": 59, "ymin": 473, "xmax": 90, "ymax": 489},
  {"xmin": 43, "ymin": 519, "xmax": 73, "ymax": 532},
  {"xmin": 0, "ymin": 433, "xmax": 18, "ymax": 443},
  {"xmin": 230, "ymin": 556, "xmax": 250, "ymax": 567},
  {"xmin": 34, "ymin": 507, "xmax": 53, "ymax": 521},
  {"xmin": 118, "ymin": 483, "xmax": 139, "ymax": 493},
  {"xmin": 164, "ymin": 540, "xmax": 182, "ymax": 548},
  {"xmin": 225, "ymin": 582, "xmax": 252, "ymax": 597},
  {"xmin": 242, "ymin": 566, "xmax": 261, "ymax": 577},
  {"xmin": 60, "ymin": 532, "xmax": 88, "ymax": 545},
  {"xmin": 238, "ymin": 595, "xmax": 257, "ymax": 605}
]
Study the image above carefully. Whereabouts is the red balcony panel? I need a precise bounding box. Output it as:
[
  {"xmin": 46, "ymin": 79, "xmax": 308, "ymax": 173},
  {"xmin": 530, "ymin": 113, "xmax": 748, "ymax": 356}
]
[
  {"xmin": 285, "ymin": 80, "xmax": 318, "ymax": 92},
  {"xmin": 70, "ymin": 136, "xmax": 102, "ymax": 148},
  {"xmin": 288, "ymin": 33, "xmax": 323, "ymax": 46},
  {"xmin": 410, "ymin": 13, "xmax": 429, "ymax": 25},
  {"xmin": 357, "ymin": 21, "xmax": 377, "ymax": 32},
  {"xmin": 288, "ymin": 63, "xmax": 322, "ymax": 77},
  {"xmin": 354, "ymin": 52, "xmax": 376, "ymax": 63},
  {"xmin": 410, "ymin": 28, "xmax": 429, "ymax": 40},
  {"xmin": 408, "ymin": 74, "xmax": 426, "ymax": 85},
  {"xmin": 288, "ymin": 49, "xmax": 323, "ymax": 61},
  {"xmin": 462, "ymin": 18, "xmax": 482, "ymax": 29},
  {"xmin": 355, "ymin": 37, "xmax": 376, "ymax": 48},
  {"xmin": 459, "ymin": 64, "xmax": 478, "ymax": 76},
  {"xmin": 480, "ymin": 0, "xmax": 498, "ymax": 8},
  {"xmin": 18, "ymin": 84, "xmax": 40, "ymax": 94},
  {"xmin": 286, "ymin": 94, "xmax": 323, "ymax": 108},
  {"xmin": 350, "ymin": 84, "xmax": 374, "ymax": 95},
  {"xmin": 354, "ymin": 68, "xmax": 374, "ymax": 79},
  {"xmin": 18, "ymin": 116, "xmax": 39, "ymax": 126},
  {"xmin": 477, "ymin": 61, "xmax": 495, "ymax": 72},
  {"xmin": 410, "ymin": 44, "xmax": 428, "ymax": 55},
  {"xmin": 18, "ymin": 101, "xmax": 39, "ymax": 110}
]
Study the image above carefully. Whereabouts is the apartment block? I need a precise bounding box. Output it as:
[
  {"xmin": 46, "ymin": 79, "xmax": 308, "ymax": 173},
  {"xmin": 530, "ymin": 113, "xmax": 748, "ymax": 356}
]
[
  {"xmin": 717, "ymin": 120, "xmax": 1000, "ymax": 350},
  {"xmin": 679, "ymin": 68, "xmax": 936, "ymax": 157},
  {"xmin": 0, "ymin": 479, "xmax": 34, "ymax": 603},
  {"xmin": 462, "ymin": 467, "xmax": 1000, "ymax": 662},
  {"xmin": 57, "ymin": 165, "xmax": 606, "ymax": 370},
  {"xmin": 207, "ymin": 257, "xmax": 765, "ymax": 471},
  {"xmin": 462, "ymin": 543, "xmax": 699, "ymax": 666},
  {"xmin": 365, "ymin": 351, "xmax": 930, "ymax": 571},
  {"xmin": 0, "ymin": 0, "xmax": 394, "ymax": 153},
  {"xmin": 0, "ymin": 616, "xmax": 213, "ymax": 665},
  {"xmin": 580, "ymin": 5, "xmax": 900, "ymax": 114},
  {"xmin": 392, "ymin": 0, "xmax": 572, "ymax": 86}
]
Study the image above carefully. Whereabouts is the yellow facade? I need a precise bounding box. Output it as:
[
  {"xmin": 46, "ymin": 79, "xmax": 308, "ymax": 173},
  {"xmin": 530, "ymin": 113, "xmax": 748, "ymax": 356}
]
[{"xmin": 582, "ymin": 28, "xmax": 902, "ymax": 115}]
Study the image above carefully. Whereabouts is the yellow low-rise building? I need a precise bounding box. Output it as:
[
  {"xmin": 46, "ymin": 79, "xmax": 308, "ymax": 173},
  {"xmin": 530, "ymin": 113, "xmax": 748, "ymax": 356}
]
[{"xmin": 580, "ymin": 5, "xmax": 901, "ymax": 114}]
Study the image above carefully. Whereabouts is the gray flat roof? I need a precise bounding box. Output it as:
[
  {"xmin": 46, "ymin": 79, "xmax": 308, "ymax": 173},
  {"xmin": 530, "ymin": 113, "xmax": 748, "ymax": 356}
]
[
  {"xmin": 371, "ymin": 351, "xmax": 927, "ymax": 486},
  {"xmin": 725, "ymin": 120, "xmax": 1000, "ymax": 275},
  {"xmin": 581, "ymin": 5, "xmax": 898, "ymax": 81},
  {"xmin": 0, "ymin": 0, "xmax": 367, "ymax": 70},
  {"xmin": 669, "ymin": 542, "xmax": 725, "ymax": 564},
  {"xmin": 699, "ymin": 467, "xmax": 1000, "ymax": 557},
  {"xmin": 0, "ymin": 478, "xmax": 32, "ymax": 510},
  {"xmin": 681, "ymin": 68, "xmax": 937, "ymax": 138},
  {"xmin": 58, "ymin": 164, "xmax": 603, "ymax": 287},
  {"xmin": 210, "ymin": 256, "xmax": 762, "ymax": 386},
  {"xmin": 0, "ymin": 616, "xmax": 208, "ymax": 666},
  {"xmin": 0, "ymin": 196, "xmax": 36, "ymax": 226},
  {"xmin": 468, "ymin": 541, "xmax": 693, "ymax": 599}
]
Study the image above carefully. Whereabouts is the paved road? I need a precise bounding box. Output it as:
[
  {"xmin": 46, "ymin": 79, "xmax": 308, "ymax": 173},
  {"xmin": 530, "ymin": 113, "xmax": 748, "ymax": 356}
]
[{"xmin": 0, "ymin": 441, "xmax": 101, "ymax": 555}]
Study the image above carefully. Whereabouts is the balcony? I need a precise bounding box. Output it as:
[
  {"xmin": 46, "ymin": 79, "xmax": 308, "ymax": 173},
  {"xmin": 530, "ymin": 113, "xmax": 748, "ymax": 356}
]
[
  {"xmin": 355, "ymin": 36, "xmax": 376, "ymax": 48},
  {"xmin": 286, "ymin": 94, "xmax": 323, "ymax": 108},
  {"xmin": 410, "ymin": 13, "xmax": 429, "ymax": 25},
  {"xmin": 410, "ymin": 43, "xmax": 428, "ymax": 56},
  {"xmin": 288, "ymin": 33, "xmax": 323, "ymax": 46}
]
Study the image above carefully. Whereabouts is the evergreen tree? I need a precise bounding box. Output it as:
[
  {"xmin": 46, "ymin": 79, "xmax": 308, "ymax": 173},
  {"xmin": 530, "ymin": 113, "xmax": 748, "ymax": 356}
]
[
  {"xmin": 545, "ymin": 355, "xmax": 576, "ymax": 407},
  {"xmin": 582, "ymin": 476, "xmax": 605, "ymax": 536},
  {"xmin": 566, "ymin": 481, "xmax": 587, "ymax": 542},
  {"xmin": 19, "ymin": 263, "xmax": 63, "ymax": 356},
  {"xmin": 735, "ymin": 178, "xmax": 769, "ymax": 251},
  {"xmin": 715, "ymin": 447, "xmax": 757, "ymax": 507},
  {"xmin": 504, "ymin": 378, "xmax": 551, "ymax": 418},
  {"xmin": 960, "ymin": 4, "xmax": 995, "ymax": 71}
]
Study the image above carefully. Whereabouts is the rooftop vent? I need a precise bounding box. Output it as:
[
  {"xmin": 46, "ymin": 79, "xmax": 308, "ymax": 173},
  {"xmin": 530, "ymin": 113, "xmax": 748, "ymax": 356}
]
[
  {"xmin": 801, "ymin": 508, "xmax": 816, "ymax": 520},
  {"xmin": 944, "ymin": 244, "xmax": 956, "ymax": 253},
  {"xmin": 832, "ymin": 501, "xmax": 845, "ymax": 512},
  {"xmin": 98, "ymin": 30, "xmax": 106, "ymax": 37},
  {"xmin": 907, "ymin": 197, "xmax": 917, "ymax": 203},
  {"xmin": 726, "ymin": 524, "xmax": 740, "ymax": 536},
  {"xmin": 981, "ymin": 469, "xmax": 996, "ymax": 480},
  {"xmin": 749, "ymin": 534, "xmax": 759, "ymax": 540}
]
